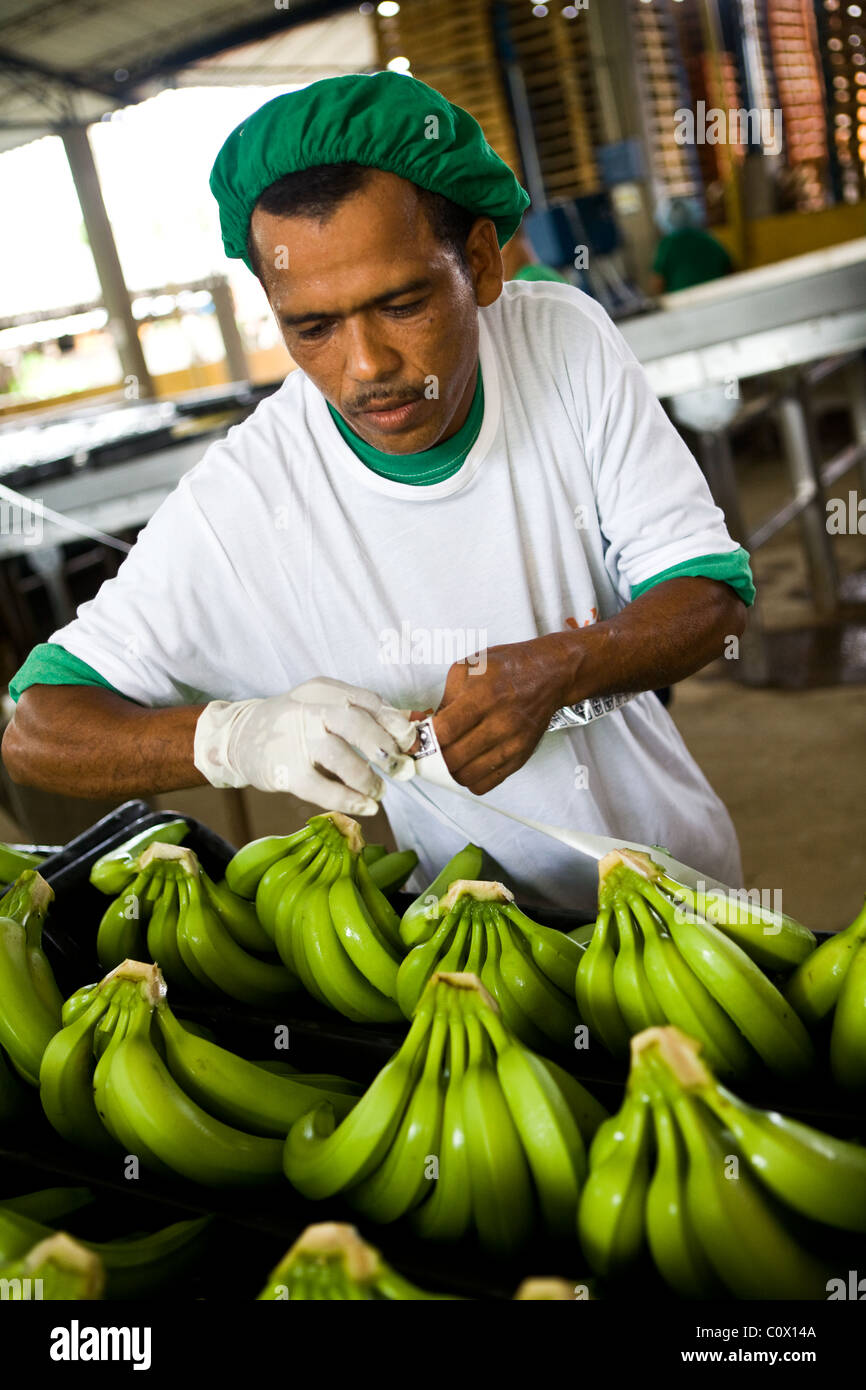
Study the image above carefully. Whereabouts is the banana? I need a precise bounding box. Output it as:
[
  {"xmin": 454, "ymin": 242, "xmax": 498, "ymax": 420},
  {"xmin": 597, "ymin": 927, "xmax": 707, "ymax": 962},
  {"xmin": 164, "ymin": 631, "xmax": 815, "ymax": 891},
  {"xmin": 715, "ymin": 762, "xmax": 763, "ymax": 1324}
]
[
  {"xmin": 89, "ymin": 819, "xmax": 188, "ymax": 896},
  {"xmin": 61, "ymin": 982, "xmax": 100, "ymax": 1028},
  {"xmin": 202, "ymin": 872, "xmax": 274, "ymax": 954},
  {"xmin": 297, "ymin": 870, "xmax": 402, "ymax": 1022},
  {"xmin": 630, "ymin": 892, "xmax": 755, "ymax": 1079},
  {"xmin": 574, "ymin": 907, "xmax": 630, "ymax": 1058},
  {"xmin": 95, "ymin": 992, "xmax": 173, "ymax": 1174},
  {"xmin": 0, "ymin": 1187, "xmax": 93, "ymax": 1223},
  {"xmin": 611, "ymin": 899, "xmax": 666, "ymax": 1036},
  {"xmin": 785, "ymin": 899, "xmax": 866, "ymax": 1024},
  {"xmin": 673, "ymin": 1086, "xmax": 830, "ymax": 1299},
  {"xmin": 355, "ymin": 856, "xmax": 403, "ymax": 949},
  {"xmin": 255, "ymin": 839, "xmax": 324, "ymax": 942},
  {"xmin": 103, "ymin": 992, "xmax": 283, "ymax": 1185},
  {"xmin": 400, "ymin": 843, "xmax": 484, "ymax": 947},
  {"xmin": 146, "ymin": 875, "xmax": 202, "ymax": 994},
  {"xmin": 40, "ymin": 985, "xmax": 123, "ymax": 1151},
  {"xmin": 367, "ymin": 848, "xmax": 418, "ymax": 895},
  {"xmin": 0, "ymin": 841, "xmax": 44, "ymax": 882},
  {"xmin": 492, "ymin": 908, "xmax": 581, "ymax": 1047},
  {"xmin": 410, "ymin": 1003, "xmax": 473, "ymax": 1242},
  {"xmin": 175, "ymin": 864, "xmax": 298, "ymax": 1006},
  {"xmin": 283, "ymin": 995, "xmax": 436, "ymax": 1200},
  {"xmin": 96, "ymin": 870, "xmax": 150, "ymax": 971},
  {"xmin": 535, "ymin": 1056, "xmax": 609, "ymax": 1143},
  {"xmin": 655, "ymin": 869, "xmax": 815, "ymax": 971},
  {"xmin": 644, "ymin": 1084, "xmax": 722, "ymax": 1298},
  {"xmin": 285, "ymin": 861, "xmax": 342, "ymax": 1007},
  {"xmin": 83, "ymin": 1215, "xmax": 211, "ymax": 1299},
  {"xmin": 698, "ymin": 1080, "xmax": 866, "ymax": 1231},
  {"xmin": 155, "ymin": 1001, "xmax": 358, "ymax": 1135},
  {"xmin": 435, "ymin": 896, "xmax": 473, "ymax": 973},
  {"xmin": 361, "ymin": 844, "xmax": 388, "ymax": 866},
  {"xmin": 640, "ymin": 879, "xmax": 815, "ymax": 1078},
  {"xmin": 481, "ymin": 1006, "xmax": 585, "ymax": 1235},
  {"xmin": 829, "ymin": 935, "xmax": 866, "ymax": 1090},
  {"xmin": 0, "ymin": 888, "xmax": 62, "ymax": 1085},
  {"xmin": 461, "ymin": 1010, "xmax": 535, "ymax": 1253},
  {"xmin": 328, "ymin": 859, "xmax": 403, "ymax": 1001},
  {"xmin": 272, "ymin": 843, "xmax": 337, "ymax": 970},
  {"xmin": 348, "ymin": 1005, "xmax": 449, "ymax": 1222},
  {"xmin": 502, "ymin": 903, "xmax": 585, "ymax": 995},
  {"xmin": 4, "ymin": 873, "xmax": 63, "ymax": 1021},
  {"xmin": 479, "ymin": 905, "xmax": 549, "ymax": 1051},
  {"xmin": 396, "ymin": 900, "xmax": 466, "ymax": 1019},
  {"xmin": 577, "ymin": 1085, "xmax": 653, "ymax": 1278},
  {"xmin": 225, "ymin": 824, "xmax": 318, "ymax": 899}
]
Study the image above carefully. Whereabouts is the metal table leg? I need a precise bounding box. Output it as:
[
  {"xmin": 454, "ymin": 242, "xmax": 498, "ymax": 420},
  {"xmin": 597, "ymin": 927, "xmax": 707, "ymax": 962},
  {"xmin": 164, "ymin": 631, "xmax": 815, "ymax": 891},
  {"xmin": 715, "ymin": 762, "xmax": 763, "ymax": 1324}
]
[{"xmin": 773, "ymin": 384, "xmax": 840, "ymax": 616}]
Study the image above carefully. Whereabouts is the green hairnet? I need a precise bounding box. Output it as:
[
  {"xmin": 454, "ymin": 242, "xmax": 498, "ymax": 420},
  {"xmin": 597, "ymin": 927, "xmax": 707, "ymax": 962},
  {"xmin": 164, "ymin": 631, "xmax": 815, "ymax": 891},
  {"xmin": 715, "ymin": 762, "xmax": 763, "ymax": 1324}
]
[{"xmin": 210, "ymin": 70, "xmax": 530, "ymax": 271}]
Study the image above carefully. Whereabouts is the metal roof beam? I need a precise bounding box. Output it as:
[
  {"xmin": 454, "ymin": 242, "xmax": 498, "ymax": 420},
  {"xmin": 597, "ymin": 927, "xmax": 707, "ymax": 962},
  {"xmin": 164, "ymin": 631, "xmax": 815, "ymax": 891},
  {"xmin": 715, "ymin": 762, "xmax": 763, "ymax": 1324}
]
[
  {"xmin": 0, "ymin": 45, "xmax": 122, "ymax": 103},
  {"xmin": 90, "ymin": 0, "xmax": 354, "ymax": 92}
]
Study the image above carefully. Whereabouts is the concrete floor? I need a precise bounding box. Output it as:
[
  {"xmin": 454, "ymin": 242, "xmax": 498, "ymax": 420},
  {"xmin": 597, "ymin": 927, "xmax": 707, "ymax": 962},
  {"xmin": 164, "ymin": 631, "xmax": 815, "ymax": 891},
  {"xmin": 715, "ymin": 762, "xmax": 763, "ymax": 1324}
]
[{"xmin": 1, "ymin": 418, "xmax": 864, "ymax": 933}]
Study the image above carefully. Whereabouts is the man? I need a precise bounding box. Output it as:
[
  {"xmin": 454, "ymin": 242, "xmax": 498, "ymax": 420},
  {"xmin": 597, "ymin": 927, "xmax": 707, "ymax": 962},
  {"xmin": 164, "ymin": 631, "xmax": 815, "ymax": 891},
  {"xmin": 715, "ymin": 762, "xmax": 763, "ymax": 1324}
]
[
  {"xmin": 650, "ymin": 197, "xmax": 734, "ymax": 296},
  {"xmin": 3, "ymin": 72, "xmax": 754, "ymax": 912}
]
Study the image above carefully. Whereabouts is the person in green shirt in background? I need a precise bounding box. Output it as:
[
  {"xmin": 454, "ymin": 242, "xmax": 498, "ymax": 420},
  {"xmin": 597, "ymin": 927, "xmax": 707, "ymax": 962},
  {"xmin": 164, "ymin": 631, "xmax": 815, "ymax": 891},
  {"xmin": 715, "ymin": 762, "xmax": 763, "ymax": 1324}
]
[
  {"xmin": 650, "ymin": 197, "xmax": 733, "ymax": 296},
  {"xmin": 501, "ymin": 226, "xmax": 570, "ymax": 284}
]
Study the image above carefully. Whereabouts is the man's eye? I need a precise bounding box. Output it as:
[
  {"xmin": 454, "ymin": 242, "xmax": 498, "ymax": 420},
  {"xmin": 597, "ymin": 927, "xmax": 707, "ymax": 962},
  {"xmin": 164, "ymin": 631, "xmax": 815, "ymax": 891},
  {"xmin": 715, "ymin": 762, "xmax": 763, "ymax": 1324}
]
[
  {"xmin": 386, "ymin": 300, "xmax": 423, "ymax": 316},
  {"xmin": 297, "ymin": 322, "xmax": 330, "ymax": 341}
]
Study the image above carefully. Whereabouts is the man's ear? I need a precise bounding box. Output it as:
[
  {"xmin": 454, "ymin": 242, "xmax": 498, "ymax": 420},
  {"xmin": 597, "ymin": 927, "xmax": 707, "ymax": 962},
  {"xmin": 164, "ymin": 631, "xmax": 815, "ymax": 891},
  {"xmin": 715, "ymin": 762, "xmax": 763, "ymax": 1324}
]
[{"xmin": 465, "ymin": 217, "xmax": 504, "ymax": 307}]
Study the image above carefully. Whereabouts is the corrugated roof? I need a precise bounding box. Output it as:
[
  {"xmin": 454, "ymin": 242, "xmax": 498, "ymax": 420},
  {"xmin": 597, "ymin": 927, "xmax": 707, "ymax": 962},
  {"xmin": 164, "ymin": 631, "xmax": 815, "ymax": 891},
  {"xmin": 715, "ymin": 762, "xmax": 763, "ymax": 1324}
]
[{"xmin": 0, "ymin": 0, "xmax": 369, "ymax": 153}]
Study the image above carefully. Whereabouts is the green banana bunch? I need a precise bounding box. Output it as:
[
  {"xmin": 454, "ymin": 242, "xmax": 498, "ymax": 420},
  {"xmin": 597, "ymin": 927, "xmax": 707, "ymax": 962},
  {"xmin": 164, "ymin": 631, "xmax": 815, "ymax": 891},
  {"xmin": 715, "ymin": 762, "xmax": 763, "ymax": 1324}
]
[
  {"xmin": 285, "ymin": 970, "xmax": 604, "ymax": 1251},
  {"xmin": 89, "ymin": 819, "xmax": 188, "ymax": 895},
  {"xmin": 579, "ymin": 1025, "xmax": 855, "ymax": 1297},
  {"xmin": 92, "ymin": 963, "xmax": 284, "ymax": 1186},
  {"xmin": 396, "ymin": 879, "xmax": 582, "ymax": 1051},
  {"xmin": 654, "ymin": 867, "xmax": 815, "ymax": 971},
  {"xmin": 399, "ymin": 843, "xmax": 483, "ymax": 947},
  {"xmin": 97, "ymin": 842, "xmax": 299, "ymax": 1005},
  {"xmin": 0, "ymin": 1232, "xmax": 105, "ymax": 1299},
  {"xmin": 575, "ymin": 851, "xmax": 814, "ymax": 1080},
  {"xmin": 225, "ymin": 812, "xmax": 408, "ymax": 1020},
  {"xmin": 0, "ymin": 871, "xmax": 62, "ymax": 1085},
  {"xmin": 784, "ymin": 898, "xmax": 866, "ymax": 1089},
  {"xmin": 257, "ymin": 1223, "xmax": 457, "ymax": 1300},
  {"xmin": 40, "ymin": 962, "xmax": 155, "ymax": 1152},
  {"xmin": 0, "ymin": 840, "xmax": 45, "ymax": 885}
]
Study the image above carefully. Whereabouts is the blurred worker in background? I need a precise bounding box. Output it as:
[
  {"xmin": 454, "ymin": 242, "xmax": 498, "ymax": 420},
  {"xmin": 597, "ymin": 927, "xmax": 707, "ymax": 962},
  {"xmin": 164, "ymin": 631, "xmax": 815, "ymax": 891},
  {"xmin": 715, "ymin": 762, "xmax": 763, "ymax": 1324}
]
[
  {"xmin": 649, "ymin": 197, "xmax": 733, "ymax": 296},
  {"xmin": 501, "ymin": 226, "xmax": 570, "ymax": 284}
]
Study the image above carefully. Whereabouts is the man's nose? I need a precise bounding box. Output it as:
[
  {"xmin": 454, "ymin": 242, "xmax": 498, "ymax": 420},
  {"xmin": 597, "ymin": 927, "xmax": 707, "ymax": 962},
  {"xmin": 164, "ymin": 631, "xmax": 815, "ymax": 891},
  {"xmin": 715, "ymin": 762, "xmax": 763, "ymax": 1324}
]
[{"xmin": 342, "ymin": 316, "xmax": 401, "ymax": 382}]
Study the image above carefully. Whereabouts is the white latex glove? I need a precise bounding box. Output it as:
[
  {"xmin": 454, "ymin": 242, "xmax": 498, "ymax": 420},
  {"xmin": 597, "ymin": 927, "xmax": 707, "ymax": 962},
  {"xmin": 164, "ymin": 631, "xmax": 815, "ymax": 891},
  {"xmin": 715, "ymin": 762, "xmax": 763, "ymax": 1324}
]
[{"xmin": 193, "ymin": 677, "xmax": 417, "ymax": 815}]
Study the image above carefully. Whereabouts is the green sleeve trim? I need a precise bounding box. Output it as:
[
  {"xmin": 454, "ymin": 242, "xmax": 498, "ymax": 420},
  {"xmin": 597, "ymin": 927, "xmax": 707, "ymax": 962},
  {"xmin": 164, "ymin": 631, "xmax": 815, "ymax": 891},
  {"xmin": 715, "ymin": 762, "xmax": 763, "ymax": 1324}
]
[
  {"xmin": 8, "ymin": 644, "xmax": 125, "ymax": 703},
  {"xmin": 630, "ymin": 548, "xmax": 755, "ymax": 607}
]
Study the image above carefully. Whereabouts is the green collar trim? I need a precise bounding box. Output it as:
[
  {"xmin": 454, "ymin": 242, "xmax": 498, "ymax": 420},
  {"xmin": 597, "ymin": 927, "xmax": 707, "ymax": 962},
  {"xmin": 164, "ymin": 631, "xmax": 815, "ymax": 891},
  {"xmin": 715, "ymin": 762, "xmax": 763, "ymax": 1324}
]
[{"xmin": 326, "ymin": 365, "xmax": 484, "ymax": 485}]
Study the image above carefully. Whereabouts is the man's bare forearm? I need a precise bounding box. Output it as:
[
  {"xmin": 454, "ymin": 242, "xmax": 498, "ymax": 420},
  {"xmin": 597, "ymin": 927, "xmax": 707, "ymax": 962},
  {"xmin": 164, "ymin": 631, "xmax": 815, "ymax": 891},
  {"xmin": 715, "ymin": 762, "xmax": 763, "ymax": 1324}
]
[
  {"xmin": 2, "ymin": 686, "xmax": 207, "ymax": 798},
  {"xmin": 547, "ymin": 576, "xmax": 747, "ymax": 708}
]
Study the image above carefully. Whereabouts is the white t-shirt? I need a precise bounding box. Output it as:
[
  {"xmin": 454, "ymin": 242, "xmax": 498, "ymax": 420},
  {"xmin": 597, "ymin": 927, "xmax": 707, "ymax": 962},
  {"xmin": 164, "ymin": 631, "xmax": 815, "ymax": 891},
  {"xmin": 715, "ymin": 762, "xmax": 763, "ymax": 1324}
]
[{"xmin": 50, "ymin": 280, "xmax": 744, "ymax": 912}]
